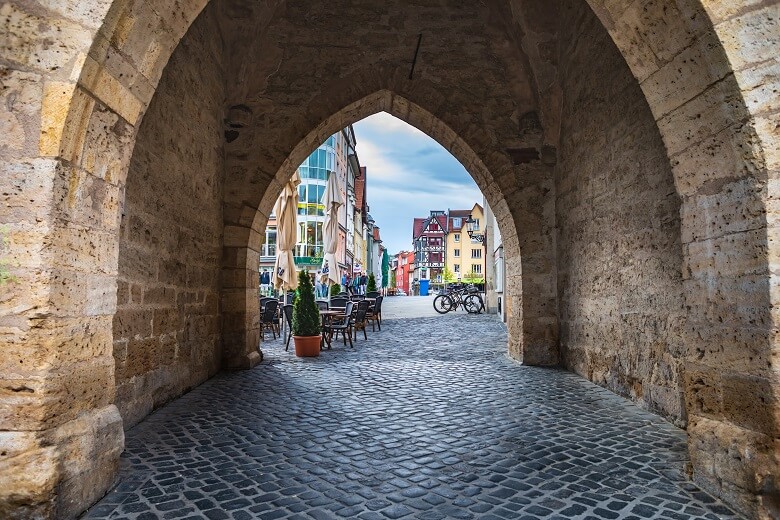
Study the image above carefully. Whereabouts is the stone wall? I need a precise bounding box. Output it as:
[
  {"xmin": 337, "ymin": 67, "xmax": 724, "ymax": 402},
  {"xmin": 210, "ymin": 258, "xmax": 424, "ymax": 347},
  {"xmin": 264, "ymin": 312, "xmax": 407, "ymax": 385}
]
[
  {"xmin": 112, "ymin": 7, "xmax": 225, "ymax": 428},
  {"xmin": 555, "ymin": 0, "xmax": 688, "ymax": 425}
]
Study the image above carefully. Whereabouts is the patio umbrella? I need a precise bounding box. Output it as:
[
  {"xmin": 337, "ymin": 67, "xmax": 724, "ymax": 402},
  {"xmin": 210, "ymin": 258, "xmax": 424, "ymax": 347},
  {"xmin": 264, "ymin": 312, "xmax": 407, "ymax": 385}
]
[
  {"xmin": 320, "ymin": 170, "xmax": 343, "ymax": 287},
  {"xmin": 273, "ymin": 171, "xmax": 301, "ymax": 291}
]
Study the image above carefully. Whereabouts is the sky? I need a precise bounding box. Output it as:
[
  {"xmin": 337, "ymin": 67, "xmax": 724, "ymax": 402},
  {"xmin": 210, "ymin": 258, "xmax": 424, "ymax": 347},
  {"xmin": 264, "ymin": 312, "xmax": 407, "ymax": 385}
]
[{"xmin": 352, "ymin": 112, "xmax": 483, "ymax": 256}]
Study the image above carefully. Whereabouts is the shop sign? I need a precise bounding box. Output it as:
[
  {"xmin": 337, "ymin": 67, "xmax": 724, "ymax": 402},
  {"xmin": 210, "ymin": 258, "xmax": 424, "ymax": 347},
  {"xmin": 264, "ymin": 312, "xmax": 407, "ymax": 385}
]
[{"xmin": 294, "ymin": 256, "xmax": 322, "ymax": 266}]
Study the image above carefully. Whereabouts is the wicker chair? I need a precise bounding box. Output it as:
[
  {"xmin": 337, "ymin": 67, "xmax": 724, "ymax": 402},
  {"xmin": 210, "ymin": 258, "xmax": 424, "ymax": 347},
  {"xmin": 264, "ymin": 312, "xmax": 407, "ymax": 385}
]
[
  {"xmin": 323, "ymin": 301, "xmax": 354, "ymax": 347},
  {"xmin": 366, "ymin": 295, "xmax": 383, "ymax": 331},
  {"xmin": 259, "ymin": 296, "xmax": 275, "ymax": 312},
  {"xmin": 366, "ymin": 291, "xmax": 380, "ymax": 299},
  {"xmin": 352, "ymin": 300, "xmax": 370, "ymax": 340},
  {"xmin": 261, "ymin": 299, "xmax": 279, "ymax": 340},
  {"xmin": 330, "ymin": 297, "xmax": 348, "ymax": 310},
  {"xmin": 316, "ymin": 300, "xmax": 329, "ymax": 311}
]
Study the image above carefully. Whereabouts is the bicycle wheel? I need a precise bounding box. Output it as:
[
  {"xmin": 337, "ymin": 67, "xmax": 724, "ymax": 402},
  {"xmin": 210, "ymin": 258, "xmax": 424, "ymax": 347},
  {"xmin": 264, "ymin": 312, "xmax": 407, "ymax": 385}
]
[
  {"xmin": 433, "ymin": 294, "xmax": 453, "ymax": 314},
  {"xmin": 464, "ymin": 294, "xmax": 484, "ymax": 314}
]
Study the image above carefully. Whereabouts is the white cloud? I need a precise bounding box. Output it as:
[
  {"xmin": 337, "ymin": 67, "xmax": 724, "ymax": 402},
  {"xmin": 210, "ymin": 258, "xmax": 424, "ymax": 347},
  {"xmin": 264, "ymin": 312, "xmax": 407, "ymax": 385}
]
[
  {"xmin": 353, "ymin": 113, "xmax": 483, "ymax": 254},
  {"xmin": 355, "ymin": 111, "xmax": 426, "ymax": 138}
]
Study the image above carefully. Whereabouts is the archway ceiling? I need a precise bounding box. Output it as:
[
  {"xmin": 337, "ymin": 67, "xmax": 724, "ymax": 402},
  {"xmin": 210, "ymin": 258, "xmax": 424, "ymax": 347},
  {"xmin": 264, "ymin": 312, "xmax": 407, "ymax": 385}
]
[{"xmin": 216, "ymin": 0, "xmax": 553, "ymax": 156}]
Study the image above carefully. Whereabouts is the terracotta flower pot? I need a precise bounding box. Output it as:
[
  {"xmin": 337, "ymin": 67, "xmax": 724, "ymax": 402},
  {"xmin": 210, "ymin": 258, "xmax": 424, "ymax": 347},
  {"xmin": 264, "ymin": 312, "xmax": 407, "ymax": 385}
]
[{"xmin": 293, "ymin": 335, "xmax": 321, "ymax": 357}]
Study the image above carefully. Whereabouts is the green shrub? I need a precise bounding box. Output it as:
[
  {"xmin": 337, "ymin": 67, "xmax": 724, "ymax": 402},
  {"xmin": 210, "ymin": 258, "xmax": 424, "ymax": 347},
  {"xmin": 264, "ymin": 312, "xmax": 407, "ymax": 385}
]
[
  {"xmin": 330, "ymin": 283, "xmax": 341, "ymax": 296},
  {"xmin": 292, "ymin": 270, "xmax": 320, "ymax": 336},
  {"xmin": 367, "ymin": 273, "xmax": 377, "ymax": 293}
]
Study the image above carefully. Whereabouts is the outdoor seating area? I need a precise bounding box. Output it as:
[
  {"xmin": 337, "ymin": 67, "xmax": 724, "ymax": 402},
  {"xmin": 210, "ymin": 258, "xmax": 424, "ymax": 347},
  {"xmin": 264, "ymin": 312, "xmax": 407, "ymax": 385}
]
[{"xmin": 260, "ymin": 293, "xmax": 386, "ymax": 353}]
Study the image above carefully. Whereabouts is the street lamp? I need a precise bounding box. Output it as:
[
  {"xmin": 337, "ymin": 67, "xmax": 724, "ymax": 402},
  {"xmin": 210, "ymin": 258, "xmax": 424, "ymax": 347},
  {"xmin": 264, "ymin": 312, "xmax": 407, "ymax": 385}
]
[{"xmin": 465, "ymin": 214, "xmax": 486, "ymax": 301}]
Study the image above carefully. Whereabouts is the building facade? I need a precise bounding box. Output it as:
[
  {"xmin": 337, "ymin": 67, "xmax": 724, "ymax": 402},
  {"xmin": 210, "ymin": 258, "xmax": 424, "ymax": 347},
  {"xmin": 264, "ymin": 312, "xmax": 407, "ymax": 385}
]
[
  {"xmin": 412, "ymin": 211, "xmax": 448, "ymax": 285},
  {"xmin": 445, "ymin": 204, "xmax": 485, "ymax": 284},
  {"xmin": 393, "ymin": 250, "xmax": 415, "ymax": 295},
  {"xmin": 261, "ymin": 128, "xmax": 379, "ymax": 290}
]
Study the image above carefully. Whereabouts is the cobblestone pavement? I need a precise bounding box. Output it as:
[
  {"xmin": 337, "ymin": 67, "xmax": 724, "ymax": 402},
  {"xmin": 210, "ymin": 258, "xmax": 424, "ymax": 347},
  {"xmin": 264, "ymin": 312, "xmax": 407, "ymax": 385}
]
[{"xmin": 84, "ymin": 299, "xmax": 742, "ymax": 519}]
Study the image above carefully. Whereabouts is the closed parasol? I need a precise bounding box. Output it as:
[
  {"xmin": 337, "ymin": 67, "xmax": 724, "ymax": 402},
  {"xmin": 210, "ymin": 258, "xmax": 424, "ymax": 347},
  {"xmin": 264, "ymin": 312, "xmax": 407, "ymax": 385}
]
[{"xmin": 273, "ymin": 171, "xmax": 301, "ymax": 291}]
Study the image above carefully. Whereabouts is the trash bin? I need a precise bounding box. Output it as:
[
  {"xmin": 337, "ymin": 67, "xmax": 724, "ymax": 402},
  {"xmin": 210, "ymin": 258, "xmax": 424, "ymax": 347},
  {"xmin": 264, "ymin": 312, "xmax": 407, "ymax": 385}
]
[{"xmin": 419, "ymin": 279, "xmax": 430, "ymax": 296}]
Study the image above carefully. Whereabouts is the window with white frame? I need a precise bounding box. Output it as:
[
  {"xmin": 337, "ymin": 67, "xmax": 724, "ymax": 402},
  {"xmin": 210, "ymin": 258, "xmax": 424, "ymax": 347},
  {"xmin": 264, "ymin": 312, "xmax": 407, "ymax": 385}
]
[
  {"xmin": 454, "ymin": 233, "xmax": 460, "ymax": 242},
  {"xmin": 472, "ymin": 264, "xmax": 482, "ymax": 274},
  {"xmin": 454, "ymin": 249, "xmax": 460, "ymax": 257},
  {"xmin": 471, "ymin": 248, "xmax": 482, "ymax": 259},
  {"xmin": 263, "ymin": 228, "xmax": 277, "ymax": 257}
]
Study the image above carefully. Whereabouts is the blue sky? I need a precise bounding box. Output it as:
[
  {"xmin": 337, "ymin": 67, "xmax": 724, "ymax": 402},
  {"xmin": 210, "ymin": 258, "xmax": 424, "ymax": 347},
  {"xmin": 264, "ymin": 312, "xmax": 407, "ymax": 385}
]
[{"xmin": 352, "ymin": 112, "xmax": 483, "ymax": 256}]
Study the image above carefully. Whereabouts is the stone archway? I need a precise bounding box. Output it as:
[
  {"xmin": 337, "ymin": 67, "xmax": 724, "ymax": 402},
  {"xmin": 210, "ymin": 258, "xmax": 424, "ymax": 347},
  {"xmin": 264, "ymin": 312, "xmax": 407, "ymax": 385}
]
[
  {"xmin": 222, "ymin": 89, "xmax": 547, "ymax": 376},
  {"xmin": 2, "ymin": 1, "xmax": 778, "ymax": 518}
]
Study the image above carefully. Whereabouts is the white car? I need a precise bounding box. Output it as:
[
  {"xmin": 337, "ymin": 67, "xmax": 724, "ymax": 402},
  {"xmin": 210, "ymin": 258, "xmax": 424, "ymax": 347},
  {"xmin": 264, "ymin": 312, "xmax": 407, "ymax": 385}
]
[{"xmin": 394, "ymin": 289, "xmax": 406, "ymax": 296}]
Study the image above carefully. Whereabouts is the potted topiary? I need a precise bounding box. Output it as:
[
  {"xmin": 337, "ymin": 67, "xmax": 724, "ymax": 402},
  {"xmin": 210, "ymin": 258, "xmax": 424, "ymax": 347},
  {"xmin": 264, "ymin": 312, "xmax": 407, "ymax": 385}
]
[
  {"xmin": 330, "ymin": 283, "xmax": 341, "ymax": 297},
  {"xmin": 292, "ymin": 269, "xmax": 321, "ymax": 357},
  {"xmin": 367, "ymin": 273, "xmax": 377, "ymax": 293}
]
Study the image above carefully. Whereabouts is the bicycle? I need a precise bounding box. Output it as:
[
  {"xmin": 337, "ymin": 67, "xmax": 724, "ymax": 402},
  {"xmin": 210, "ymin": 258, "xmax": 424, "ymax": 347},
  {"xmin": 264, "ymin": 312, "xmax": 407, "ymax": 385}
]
[{"xmin": 433, "ymin": 284, "xmax": 484, "ymax": 314}]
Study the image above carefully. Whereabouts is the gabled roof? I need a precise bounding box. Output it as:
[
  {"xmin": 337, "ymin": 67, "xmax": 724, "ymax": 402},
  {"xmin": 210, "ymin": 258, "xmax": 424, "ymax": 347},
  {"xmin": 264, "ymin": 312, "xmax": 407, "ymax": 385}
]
[
  {"xmin": 413, "ymin": 213, "xmax": 447, "ymax": 239},
  {"xmin": 413, "ymin": 218, "xmax": 426, "ymax": 239},
  {"xmin": 447, "ymin": 204, "xmax": 483, "ymax": 231}
]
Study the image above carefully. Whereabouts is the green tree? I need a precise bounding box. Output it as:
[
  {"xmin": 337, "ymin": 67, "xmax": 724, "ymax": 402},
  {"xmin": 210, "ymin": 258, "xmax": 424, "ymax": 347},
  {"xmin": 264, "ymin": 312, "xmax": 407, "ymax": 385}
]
[
  {"xmin": 389, "ymin": 270, "xmax": 396, "ymax": 289},
  {"xmin": 367, "ymin": 273, "xmax": 377, "ymax": 292},
  {"xmin": 292, "ymin": 269, "xmax": 320, "ymax": 336},
  {"xmin": 330, "ymin": 283, "xmax": 341, "ymax": 296},
  {"xmin": 442, "ymin": 265, "xmax": 456, "ymax": 284}
]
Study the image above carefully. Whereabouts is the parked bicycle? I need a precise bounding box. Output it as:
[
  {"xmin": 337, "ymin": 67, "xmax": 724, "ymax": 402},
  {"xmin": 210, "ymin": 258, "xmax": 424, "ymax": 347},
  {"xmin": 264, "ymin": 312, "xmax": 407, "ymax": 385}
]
[{"xmin": 433, "ymin": 284, "xmax": 485, "ymax": 314}]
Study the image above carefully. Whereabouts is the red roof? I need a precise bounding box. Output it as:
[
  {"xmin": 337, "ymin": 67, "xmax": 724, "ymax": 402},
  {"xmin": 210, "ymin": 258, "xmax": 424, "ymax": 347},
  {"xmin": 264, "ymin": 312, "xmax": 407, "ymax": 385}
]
[
  {"xmin": 412, "ymin": 218, "xmax": 426, "ymax": 239},
  {"xmin": 413, "ymin": 214, "xmax": 447, "ymax": 239}
]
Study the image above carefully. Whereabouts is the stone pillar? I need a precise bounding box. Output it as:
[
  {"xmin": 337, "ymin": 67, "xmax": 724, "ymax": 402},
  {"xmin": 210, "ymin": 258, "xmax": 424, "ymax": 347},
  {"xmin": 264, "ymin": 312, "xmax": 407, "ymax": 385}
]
[
  {"xmin": 0, "ymin": 3, "xmax": 128, "ymax": 517},
  {"xmin": 492, "ymin": 161, "xmax": 559, "ymax": 366},
  {"xmin": 221, "ymin": 204, "xmax": 264, "ymax": 370}
]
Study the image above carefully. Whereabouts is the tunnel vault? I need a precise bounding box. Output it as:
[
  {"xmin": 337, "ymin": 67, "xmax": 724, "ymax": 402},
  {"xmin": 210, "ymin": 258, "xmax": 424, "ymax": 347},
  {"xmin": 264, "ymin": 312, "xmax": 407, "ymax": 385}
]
[{"xmin": 1, "ymin": 0, "xmax": 778, "ymax": 518}]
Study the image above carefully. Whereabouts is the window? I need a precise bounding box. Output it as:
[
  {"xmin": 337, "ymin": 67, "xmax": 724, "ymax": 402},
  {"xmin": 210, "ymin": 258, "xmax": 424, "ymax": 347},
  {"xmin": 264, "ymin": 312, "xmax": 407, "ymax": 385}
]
[
  {"xmin": 454, "ymin": 264, "xmax": 460, "ymax": 273},
  {"xmin": 431, "ymin": 253, "xmax": 442, "ymax": 263},
  {"xmin": 430, "ymin": 237, "xmax": 441, "ymax": 247},
  {"xmin": 263, "ymin": 228, "xmax": 277, "ymax": 257},
  {"xmin": 454, "ymin": 233, "xmax": 460, "ymax": 242},
  {"xmin": 453, "ymin": 217, "xmax": 462, "ymax": 228},
  {"xmin": 454, "ymin": 249, "xmax": 460, "ymax": 257},
  {"xmin": 429, "ymin": 221, "xmax": 439, "ymax": 231},
  {"xmin": 472, "ymin": 264, "xmax": 482, "ymax": 274},
  {"xmin": 468, "ymin": 218, "xmax": 480, "ymax": 231},
  {"xmin": 471, "ymin": 249, "xmax": 482, "ymax": 259}
]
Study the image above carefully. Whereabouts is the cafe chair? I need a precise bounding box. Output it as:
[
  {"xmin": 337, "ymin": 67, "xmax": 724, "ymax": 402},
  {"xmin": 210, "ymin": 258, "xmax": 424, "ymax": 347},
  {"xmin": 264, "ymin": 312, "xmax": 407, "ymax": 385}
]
[
  {"xmin": 261, "ymin": 299, "xmax": 279, "ymax": 340},
  {"xmin": 323, "ymin": 301, "xmax": 354, "ymax": 348},
  {"xmin": 353, "ymin": 300, "xmax": 370, "ymax": 340},
  {"xmin": 367, "ymin": 295, "xmax": 383, "ymax": 331},
  {"xmin": 330, "ymin": 297, "xmax": 348, "ymax": 310}
]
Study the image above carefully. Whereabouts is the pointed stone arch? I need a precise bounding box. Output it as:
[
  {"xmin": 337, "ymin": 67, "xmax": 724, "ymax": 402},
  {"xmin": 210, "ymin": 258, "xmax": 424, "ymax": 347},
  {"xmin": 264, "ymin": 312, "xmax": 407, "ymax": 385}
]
[
  {"xmin": 2, "ymin": 0, "xmax": 779, "ymax": 517},
  {"xmin": 220, "ymin": 89, "xmax": 556, "ymax": 376}
]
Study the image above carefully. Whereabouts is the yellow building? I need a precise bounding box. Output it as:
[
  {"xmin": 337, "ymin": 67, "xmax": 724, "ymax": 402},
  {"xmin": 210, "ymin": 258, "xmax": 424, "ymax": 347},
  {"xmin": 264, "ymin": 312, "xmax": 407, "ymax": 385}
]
[{"xmin": 445, "ymin": 203, "xmax": 484, "ymax": 283}]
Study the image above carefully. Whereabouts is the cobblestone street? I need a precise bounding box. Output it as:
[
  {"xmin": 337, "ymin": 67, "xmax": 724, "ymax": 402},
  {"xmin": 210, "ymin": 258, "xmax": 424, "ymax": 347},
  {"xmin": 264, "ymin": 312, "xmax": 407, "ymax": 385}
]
[{"xmin": 84, "ymin": 297, "xmax": 741, "ymax": 519}]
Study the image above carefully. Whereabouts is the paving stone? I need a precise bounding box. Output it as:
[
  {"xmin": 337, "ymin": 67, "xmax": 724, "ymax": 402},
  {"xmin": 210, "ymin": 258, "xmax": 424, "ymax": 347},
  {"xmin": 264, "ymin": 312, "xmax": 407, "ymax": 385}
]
[{"xmin": 84, "ymin": 311, "xmax": 743, "ymax": 519}]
